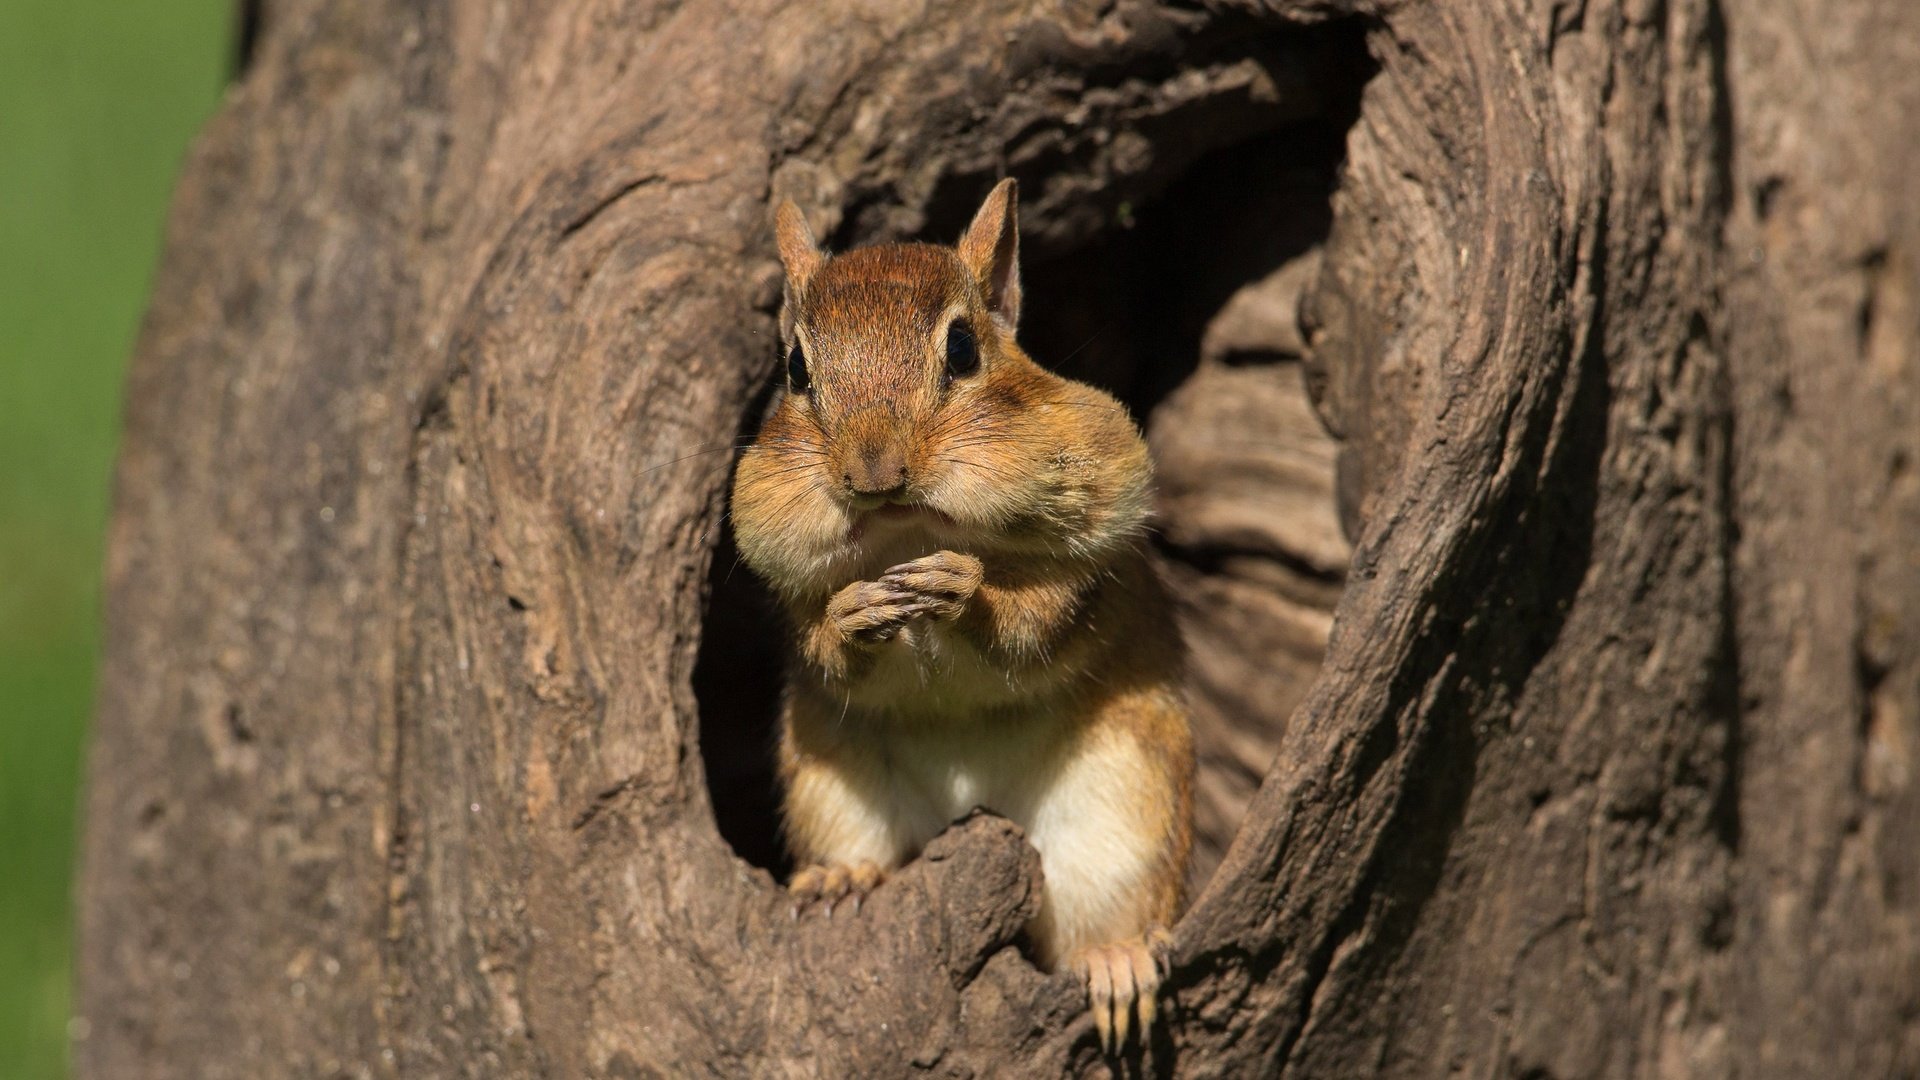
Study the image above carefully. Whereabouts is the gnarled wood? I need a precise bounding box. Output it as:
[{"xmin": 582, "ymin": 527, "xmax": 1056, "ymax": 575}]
[{"xmin": 78, "ymin": 0, "xmax": 1918, "ymax": 1076}]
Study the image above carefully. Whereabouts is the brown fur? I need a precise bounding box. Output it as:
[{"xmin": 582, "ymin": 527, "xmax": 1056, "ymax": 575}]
[{"xmin": 731, "ymin": 180, "xmax": 1194, "ymax": 1050}]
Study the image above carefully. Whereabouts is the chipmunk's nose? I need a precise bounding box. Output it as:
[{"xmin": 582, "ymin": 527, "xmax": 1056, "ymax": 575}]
[
  {"xmin": 833, "ymin": 407, "xmax": 906, "ymax": 499},
  {"xmin": 843, "ymin": 440, "xmax": 910, "ymax": 499},
  {"xmin": 836, "ymin": 408, "xmax": 912, "ymax": 500}
]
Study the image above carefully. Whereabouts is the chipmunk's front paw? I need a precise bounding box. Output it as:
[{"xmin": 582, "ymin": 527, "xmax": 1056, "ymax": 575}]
[
  {"xmin": 1070, "ymin": 927, "xmax": 1171, "ymax": 1054},
  {"xmin": 827, "ymin": 580, "xmax": 942, "ymax": 644},
  {"xmin": 788, "ymin": 862, "xmax": 886, "ymax": 919},
  {"xmin": 878, "ymin": 550, "xmax": 982, "ymax": 621},
  {"xmin": 826, "ymin": 552, "xmax": 982, "ymax": 644}
]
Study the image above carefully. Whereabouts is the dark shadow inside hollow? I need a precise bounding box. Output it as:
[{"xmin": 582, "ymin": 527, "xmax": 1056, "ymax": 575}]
[
  {"xmin": 694, "ymin": 20, "xmax": 1373, "ymax": 885},
  {"xmin": 696, "ymin": 523, "xmax": 790, "ymax": 874}
]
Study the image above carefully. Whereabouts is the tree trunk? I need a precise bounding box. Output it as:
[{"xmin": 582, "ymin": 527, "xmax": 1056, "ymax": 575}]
[{"xmin": 77, "ymin": 0, "xmax": 1918, "ymax": 1076}]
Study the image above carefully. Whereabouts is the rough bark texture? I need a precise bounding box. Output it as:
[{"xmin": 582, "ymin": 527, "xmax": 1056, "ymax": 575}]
[{"xmin": 77, "ymin": 0, "xmax": 1917, "ymax": 1077}]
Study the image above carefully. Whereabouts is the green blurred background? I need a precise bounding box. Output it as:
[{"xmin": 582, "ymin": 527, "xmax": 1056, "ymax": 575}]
[{"xmin": 1, "ymin": 2, "xmax": 230, "ymax": 1076}]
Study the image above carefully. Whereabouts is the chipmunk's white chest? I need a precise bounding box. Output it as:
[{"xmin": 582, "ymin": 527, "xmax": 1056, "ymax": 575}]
[
  {"xmin": 871, "ymin": 712, "xmax": 1164, "ymax": 961},
  {"xmin": 877, "ymin": 714, "xmax": 1056, "ymax": 829}
]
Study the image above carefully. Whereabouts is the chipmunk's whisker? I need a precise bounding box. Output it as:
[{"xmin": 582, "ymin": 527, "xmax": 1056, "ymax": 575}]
[{"xmin": 1051, "ymin": 330, "xmax": 1102, "ymax": 368}]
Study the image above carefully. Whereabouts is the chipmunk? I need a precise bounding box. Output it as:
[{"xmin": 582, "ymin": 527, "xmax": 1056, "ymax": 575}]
[{"xmin": 730, "ymin": 179, "xmax": 1194, "ymax": 1052}]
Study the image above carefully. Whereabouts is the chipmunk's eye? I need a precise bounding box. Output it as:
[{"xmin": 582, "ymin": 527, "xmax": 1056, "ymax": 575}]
[
  {"xmin": 786, "ymin": 342, "xmax": 811, "ymax": 394},
  {"xmin": 944, "ymin": 319, "xmax": 979, "ymax": 380}
]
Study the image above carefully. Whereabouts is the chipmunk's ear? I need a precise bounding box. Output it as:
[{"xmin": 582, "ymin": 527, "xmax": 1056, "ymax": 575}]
[
  {"xmin": 774, "ymin": 199, "xmax": 825, "ymax": 295},
  {"xmin": 957, "ymin": 178, "xmax": 1021, "ymax": 332}
]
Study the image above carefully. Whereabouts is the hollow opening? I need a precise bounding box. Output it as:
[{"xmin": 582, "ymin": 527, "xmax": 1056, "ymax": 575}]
[{"xmin": 695, "ymin": 17, "xmax": 1373, "ymax": 889}]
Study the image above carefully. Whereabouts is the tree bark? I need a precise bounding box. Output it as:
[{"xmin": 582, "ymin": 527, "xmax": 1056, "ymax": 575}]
[{"xmin": 77, "ymin": 0, "xmax": 1918, "ymax": 1077}]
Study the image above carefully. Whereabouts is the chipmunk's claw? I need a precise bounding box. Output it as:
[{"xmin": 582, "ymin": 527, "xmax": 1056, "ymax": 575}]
[
  {"xmin": 1071, "ymin": 928, "xmax": 1171, "ymax": 1056},
  {"xmin": 878, "ymin": 551, "xmax": 983, "ymax": 616},
  {"xmin": 787, "ymin": 862, "xmax": 886, "ymax": 920},
  {"xmin": 829, "ymin": 580, "xmax": 953, "ymax": 644}
]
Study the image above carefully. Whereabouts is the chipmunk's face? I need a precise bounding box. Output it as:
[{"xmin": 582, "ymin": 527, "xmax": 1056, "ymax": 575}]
[
  {"xmin": 779, "ymin": 242, "xmax": 1015, "ymax": 508},
  {"xmin": 731, "ymin": 180, "xmax": 1152, "ymax": 595}
]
